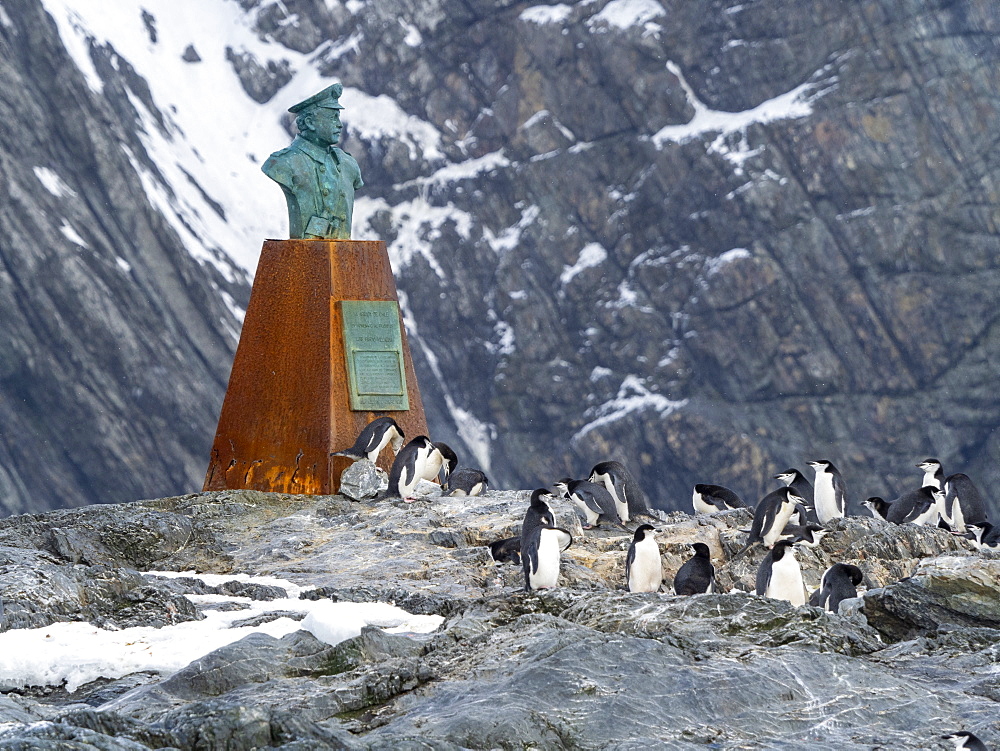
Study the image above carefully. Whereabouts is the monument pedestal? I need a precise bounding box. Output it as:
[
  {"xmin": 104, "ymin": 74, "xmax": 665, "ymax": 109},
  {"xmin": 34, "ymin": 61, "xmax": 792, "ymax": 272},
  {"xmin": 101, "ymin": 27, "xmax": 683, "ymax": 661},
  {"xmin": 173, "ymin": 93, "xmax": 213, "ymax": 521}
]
[{"xmin": 203, "ymin": 239, "xmax": 427, "ymax": 495}]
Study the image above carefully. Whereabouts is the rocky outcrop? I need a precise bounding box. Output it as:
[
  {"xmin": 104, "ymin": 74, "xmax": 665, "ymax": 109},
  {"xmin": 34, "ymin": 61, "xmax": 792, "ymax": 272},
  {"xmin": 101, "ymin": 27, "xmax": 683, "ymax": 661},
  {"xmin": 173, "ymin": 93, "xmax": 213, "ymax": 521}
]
[
  {"xmin": 0, "ymin": 0, "xmax": 246, "ymax": 515},
  {"xmin": 1, "ymin": 489, "xmax": 998, "ymax": 748}
]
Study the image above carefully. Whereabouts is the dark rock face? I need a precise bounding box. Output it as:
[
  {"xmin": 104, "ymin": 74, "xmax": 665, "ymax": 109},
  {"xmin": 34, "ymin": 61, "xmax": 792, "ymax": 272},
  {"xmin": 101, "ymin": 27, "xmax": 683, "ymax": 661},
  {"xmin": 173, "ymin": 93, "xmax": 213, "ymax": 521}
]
[
  {"xmin": 0, "ymin": 0, "xmax": 246, "ymax": 515},
  {"xmin": 1, "ymin": 490, "xmax": 999, "ymax": 748},
  {"xmin": 3, "ymin": 0, "xmax": 1000, "ymax": 520}
]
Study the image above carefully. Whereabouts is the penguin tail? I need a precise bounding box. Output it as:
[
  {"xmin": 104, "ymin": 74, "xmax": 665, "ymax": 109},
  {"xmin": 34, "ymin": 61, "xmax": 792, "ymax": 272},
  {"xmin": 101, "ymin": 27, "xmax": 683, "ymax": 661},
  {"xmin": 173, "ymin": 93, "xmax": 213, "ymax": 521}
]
[{"xmin": 331, "ymin": 450, "xmax": 362, "ymax": 459}]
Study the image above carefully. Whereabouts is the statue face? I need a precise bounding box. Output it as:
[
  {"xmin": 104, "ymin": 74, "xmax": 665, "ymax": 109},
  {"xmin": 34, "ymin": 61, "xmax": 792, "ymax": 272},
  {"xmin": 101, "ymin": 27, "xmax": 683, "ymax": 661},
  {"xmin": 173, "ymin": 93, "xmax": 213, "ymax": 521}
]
[{"xmin": 306, "ymin": 107, "xmax": 342, "ymax": 147}]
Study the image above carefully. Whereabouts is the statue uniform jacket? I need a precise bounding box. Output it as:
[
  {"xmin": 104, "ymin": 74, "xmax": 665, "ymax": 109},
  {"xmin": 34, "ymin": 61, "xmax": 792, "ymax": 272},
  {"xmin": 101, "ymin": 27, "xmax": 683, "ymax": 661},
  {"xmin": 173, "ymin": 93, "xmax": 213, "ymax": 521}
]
[{"xmin": 261, "ymin": 135, "xmax": 363, "ymax": 239}]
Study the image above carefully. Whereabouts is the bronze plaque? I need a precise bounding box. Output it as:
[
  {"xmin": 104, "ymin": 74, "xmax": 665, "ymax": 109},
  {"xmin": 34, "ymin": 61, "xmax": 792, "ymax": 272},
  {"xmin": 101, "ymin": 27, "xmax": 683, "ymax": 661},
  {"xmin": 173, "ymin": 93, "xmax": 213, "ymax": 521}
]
[{"xmin": 340, "ymin": 300, "xmax": 409, "ymax": 411}]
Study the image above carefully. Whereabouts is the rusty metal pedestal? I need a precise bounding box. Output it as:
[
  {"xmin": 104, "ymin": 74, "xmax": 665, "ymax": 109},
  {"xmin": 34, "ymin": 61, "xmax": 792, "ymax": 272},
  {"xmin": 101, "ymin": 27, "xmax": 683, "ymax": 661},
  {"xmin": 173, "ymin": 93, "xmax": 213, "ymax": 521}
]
[{"xmin": 203, "ymin": 239, "xmax": 427, "ymax": 495}]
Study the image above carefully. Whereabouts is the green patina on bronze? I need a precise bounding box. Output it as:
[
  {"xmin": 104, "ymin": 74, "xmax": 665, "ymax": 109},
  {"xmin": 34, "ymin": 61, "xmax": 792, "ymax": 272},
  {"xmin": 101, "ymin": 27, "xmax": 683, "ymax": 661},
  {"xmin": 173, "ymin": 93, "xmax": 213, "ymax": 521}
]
[
  {"xmin": 340, "ymin": 300, "xmax": 409, "ymax": 411},
  {"xmin": 262, "ymin": 82, "xmax": 363, "ymax": 240}
]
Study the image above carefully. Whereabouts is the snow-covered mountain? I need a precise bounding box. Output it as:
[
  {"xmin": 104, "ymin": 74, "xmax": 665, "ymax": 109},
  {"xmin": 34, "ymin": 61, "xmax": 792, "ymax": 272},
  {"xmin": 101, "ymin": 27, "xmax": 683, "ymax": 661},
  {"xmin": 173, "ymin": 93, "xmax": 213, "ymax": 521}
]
[{"xmin": 3, "ymin": 0, "xmax": 1000, "ymax": 515}]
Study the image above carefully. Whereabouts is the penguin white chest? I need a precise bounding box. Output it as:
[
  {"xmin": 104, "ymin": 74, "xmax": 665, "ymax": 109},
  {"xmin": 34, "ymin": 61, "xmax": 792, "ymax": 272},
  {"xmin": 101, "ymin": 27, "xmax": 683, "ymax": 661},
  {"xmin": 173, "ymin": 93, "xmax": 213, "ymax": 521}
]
[
  {"xmin": 949, "ymin": 494, "xmax": 967, "ymax": 533},
  {"xmin": 597, "ymin": 474, "xmax": 629, "ymax": 522},
  {"xmin": 421, "ymin": 450, "xmax": 444, "ymax": 481},
  {"xmin": 762, "ymin": 501, "xmax": 796, "ymax": 548},
  {"xmin": 530, "ymin": 529, "xmax": 564, "ymax": 589},
  {"xmin": 627, "ymin": 537, "xmax": 662, "ymax": 593},
  {"xmin": 766, "ymin": 555, "xmax": 805, "ymax": 606},
  {"xmin": 570, "ymin": 495, "xmax": 600, "ymax": 527},
  {"xmin": 692, "ymin": 489, "xmax": 715, "ymax": 515},
  {"xmin": 912, "ymin": 499, "xmax": 939, "ymax": 526},
  {"xmin": 813, "ymin": 474, "xmax": 840, "ymax": 523}
]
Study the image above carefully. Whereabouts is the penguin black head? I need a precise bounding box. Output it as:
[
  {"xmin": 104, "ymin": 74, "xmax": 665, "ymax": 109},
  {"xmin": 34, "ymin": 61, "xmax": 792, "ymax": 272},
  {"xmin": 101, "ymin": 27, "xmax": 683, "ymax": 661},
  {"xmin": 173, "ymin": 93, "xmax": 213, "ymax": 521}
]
[
  {"xmin": 530, "ymin": 488, "xmax": 554, "ymax": 507},
  {"xmin": 917, "ymin": 457, "xmax": 941, "ymax": 469},
  {"xmin": 787, "ymin": 523, "xmax": 827, "ymax": 546},
  {"xmin": 784, "ymin": 489, "xmax": 806, "ymax": 506},
  {"xmin": 915, "ymin": 485, "xmax": 943, "ymax": 505},
  {"xmin": 942, "ymin": 731, "xmax": 988, "ymax": 751},
  {"xmin": 774, "ymin": 469, "xmax": 802, "ymax": 483},
  {"xmin": 552, "ymin": 478, "xmax": 573, "ymax": 496},
  {"xmin": 632, "ymin": 523, "xmax": 656, "ymax": 542},
  {"xmin": 690, "ymin": 542, "xmax": 711, "ymax": 558},
  {"xmin": 842, "ymin": 563, "xmax": 864, "ymax": 587},
  {"xmin": 433, "ymin": 442, "xmax": 458, "ymax": 474},
  {"xmin": 863, "ymin": 496, "xmax": 889, "ymax": 515},
  {"xmin": 807, "ymin": 459, "xmax": 838, "ymax": 472}
]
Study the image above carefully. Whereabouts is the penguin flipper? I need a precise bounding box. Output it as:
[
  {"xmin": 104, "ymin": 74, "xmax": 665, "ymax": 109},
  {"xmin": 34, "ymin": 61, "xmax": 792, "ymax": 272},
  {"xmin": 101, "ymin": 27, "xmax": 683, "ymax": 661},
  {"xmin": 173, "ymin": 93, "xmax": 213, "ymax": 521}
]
[
  {"xmin": 553, "ymin": 528, "xmax": 573, "ymax": 550},
  {"xmin": 755, "ymin": 560, "xmax": 772, "ymax": 596}
]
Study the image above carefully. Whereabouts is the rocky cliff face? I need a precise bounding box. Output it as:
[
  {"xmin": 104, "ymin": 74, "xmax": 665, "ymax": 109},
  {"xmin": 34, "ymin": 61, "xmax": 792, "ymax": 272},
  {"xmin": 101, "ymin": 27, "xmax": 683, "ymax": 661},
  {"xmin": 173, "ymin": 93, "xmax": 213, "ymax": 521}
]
[
  {"xmin": 1, "ymin": 489, "xmax": 999, "ymax": 749},
  {"xmin": 2, "ymin": 0, "xmax": 1000, "ymax": 515},
  {"xmin": 0, "ymin": 0, "xmax": 248, "ymax": 514}
]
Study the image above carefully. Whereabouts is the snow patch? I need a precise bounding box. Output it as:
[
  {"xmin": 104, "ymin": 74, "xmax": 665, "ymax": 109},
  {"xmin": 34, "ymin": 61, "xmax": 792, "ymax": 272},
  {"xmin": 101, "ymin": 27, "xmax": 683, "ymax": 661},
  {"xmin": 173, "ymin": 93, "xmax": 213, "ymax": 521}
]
[
  {"xmin": 652, "ymin": 60, "xmax": 833, "ymax": 171},
  {"xmin": 399, "ymin": 19, "xmax": 422, "ymax": 47},
  {"xmin": 33, "ymin": 166, "xmax": 77, "ymax": 198},
  {"xmin": 573, "ymin": 375, "xmax": 687, "ymax": 443},
  {"xmin": 345, "ymin": 88, "xmax": 444, "ymax": 161},
  {"xmin": 0, "ymin": 572, "xmax": 442, "ymax": 693},
  {"xmin": 115, "ymin": 257, "xmax": 132, "ymax": 274},
  {"xmin": 705, "ymin": 247, "xmax": 750, "ymax": 275},
  {"xmin": 519, "ymin": 4, "xmax": 574, "ymax": 24},
  {"xmin": 560, "ymin": 242, "xmax": 607, "ymax": 285},
  {"xmin": 483, "ymin": 204, "xmax": 539, "ymax": 255},
  {"xmin": 59, "ymin": 221, "xmax": 88, "ymax": 248},
  {"xmin": 41, "ymin": 0, "xmax": 301, "ymax": 273},
  {"xmin": 406, "ymin": 150, "xmax": 509, "ymax": 190},
  {"xmin": 353, "ymin": 195, "xmax": 471, "ymax": 280},
  {"xmin": 588, "ymin": 0, "xmax": 665, "ymax": 29}
]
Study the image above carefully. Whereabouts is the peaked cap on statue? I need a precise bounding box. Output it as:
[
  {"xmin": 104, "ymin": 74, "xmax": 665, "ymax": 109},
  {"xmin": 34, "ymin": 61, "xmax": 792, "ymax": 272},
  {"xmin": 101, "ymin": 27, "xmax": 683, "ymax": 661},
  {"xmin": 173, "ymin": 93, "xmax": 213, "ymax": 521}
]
[{"xmin": 288, "ymin": 83, "xmax": 344, "ymax": 114}]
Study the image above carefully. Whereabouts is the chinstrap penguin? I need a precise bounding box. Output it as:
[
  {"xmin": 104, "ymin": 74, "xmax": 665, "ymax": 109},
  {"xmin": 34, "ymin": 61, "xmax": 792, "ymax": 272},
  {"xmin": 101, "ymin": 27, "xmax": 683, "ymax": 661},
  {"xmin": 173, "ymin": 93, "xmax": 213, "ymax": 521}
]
[
  {"xmin": 916, "ymin": 458, "xmax": 945, "ymax": 489},
  {"xmin": 554, "ymin": 478, "xmax": 626, "ymax": 530},
  {"xmin": 807, "ymin": 459, "xmax": 847, "ymax": 523},
  {"xmin": 489, "ymin": 536, "xmax": 521, "ymax": 565},
  {"xmin": 692, "ymin": 484, "xmax": 747, "ymax": 514},
  {"xmin": 445, "ymin": 467, "xmax": 490, "ymax": 497},
  {"xmin": 809, "ymin": 562, "xmax": 863, "ymax": 613},
  {"xmin": 777, "ymin": 522, "xmax": 827, "ymax": 548},
  {"xmin": 942, "ymin": 731, "xmax": 989, "ymax": 751},
  {"xmin": 775, "ymin": 468, "xmax": 818, "ymax": 525},
  {"xmin": 942, "ymin": 473, "xmax": 988, "ymax": 533},
  {"xmin": 862, "ymin": 496, "xmax": 891, "ymax": 521},
  {"xmin": 885, "ymin": 486, "xmax": 942, "ymax": 525},
  {"xmin": 742, "ymin": 487, "xmax": 803, "ymax": 552},
  {"xmin": 966, "ymin": 521, "xmax": 1000, "ymax": 551},
  {"xmin": 332, "ymin": 416, "xmax": 404, "ymax": 463},
  {"xmin": 521, "ymin": 489, "xmax": 573, "ymax": 591},
  {"xmin": 589, "ymin": 460, "xmax": 655, "ymax": 522},
  {"xmin": 673, "ymin": 542, "xmax": 716, "ymax": 595},
  {"xmin": 756, "ymin": 540, "xmax": 806, "ymax": 606},
  {"xmin": 382, "ymin": 435, "xmax": 434, "ymax": 501},
  {"xmin": 421, "ymin": 442, "xmax": 458, "ymax": 485},
  {"xmin": 625, "ymin": 524, "xmax": 663, "ymax": 592}
]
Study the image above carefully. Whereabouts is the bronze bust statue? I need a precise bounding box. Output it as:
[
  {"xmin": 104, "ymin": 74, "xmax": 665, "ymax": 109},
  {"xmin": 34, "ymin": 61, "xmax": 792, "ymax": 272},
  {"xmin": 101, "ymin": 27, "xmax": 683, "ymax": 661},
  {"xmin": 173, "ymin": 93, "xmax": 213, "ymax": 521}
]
[{"xmin": 262, "ymin": 83, "xmax": 363, "ymax": 240}]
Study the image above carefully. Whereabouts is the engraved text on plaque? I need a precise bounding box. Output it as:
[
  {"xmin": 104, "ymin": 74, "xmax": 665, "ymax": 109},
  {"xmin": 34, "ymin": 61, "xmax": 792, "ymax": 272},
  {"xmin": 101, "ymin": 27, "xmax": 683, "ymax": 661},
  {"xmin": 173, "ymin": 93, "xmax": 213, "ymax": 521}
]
[{"xmin": 340, "ymin": 300, "xmax": 409, "ymax": 411}]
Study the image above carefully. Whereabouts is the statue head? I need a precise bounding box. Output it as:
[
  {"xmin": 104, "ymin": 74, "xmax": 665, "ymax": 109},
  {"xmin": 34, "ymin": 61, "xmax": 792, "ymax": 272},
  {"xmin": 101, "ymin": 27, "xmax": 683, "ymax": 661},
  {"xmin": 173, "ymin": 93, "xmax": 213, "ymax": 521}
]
[{"xmin": 290, "ymin": 83, "xmax": 344, "ymax": 148}]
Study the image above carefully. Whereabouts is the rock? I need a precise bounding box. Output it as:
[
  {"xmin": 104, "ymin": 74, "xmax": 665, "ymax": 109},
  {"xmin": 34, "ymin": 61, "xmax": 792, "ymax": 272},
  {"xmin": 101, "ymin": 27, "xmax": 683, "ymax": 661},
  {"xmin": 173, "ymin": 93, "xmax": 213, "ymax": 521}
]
[
  {"xmin": 338, "ymin": 460, "xmax": 382, "ymax": 501},
  {"xmin": 0, "ymin": 546, "xmax": 202, "ymax": 632},
  {"xmin": 1, "ymin": 491, "xmax": 999, "ymax": 748},
  {"xmin": 862, "ymin": 556, "xmax": 1000, "ymax": 641}
]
